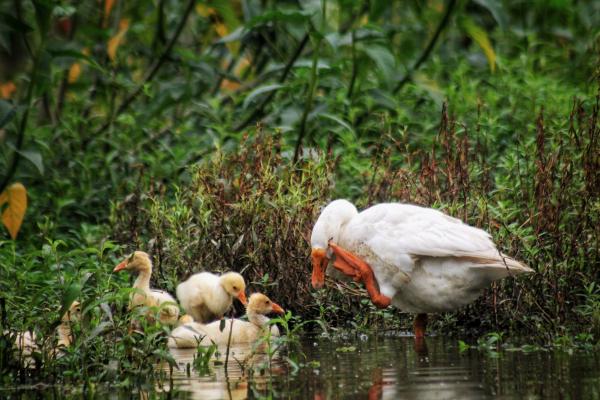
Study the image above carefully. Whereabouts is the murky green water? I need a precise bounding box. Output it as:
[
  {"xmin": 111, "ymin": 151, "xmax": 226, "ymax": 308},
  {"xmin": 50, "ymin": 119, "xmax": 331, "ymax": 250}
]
[
  {"xmin": 3, "ymin": 335, "xmax": 599, "ymax": 399},
  {"xmin": 166, "ymin": 335, "xmax": 600, "ymax": 399}
]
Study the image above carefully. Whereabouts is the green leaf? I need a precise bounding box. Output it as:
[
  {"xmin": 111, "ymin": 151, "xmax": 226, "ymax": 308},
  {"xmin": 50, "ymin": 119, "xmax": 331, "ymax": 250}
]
[
  {"xmin": 60, "ymin": 283, "xmax": 81, "ymax": 319},
  {"xmin": 219, "ymin": 318, "xmax": 226, "ymax": 332},
  {"xmin": 0, "ymin": 101, "xmax": 15, "ymax": 129},
  {"xmin": 473, "ymin": 0, "xmax": 508, "ymax": 29},
  {"xmin": 361, "ymin": 45, "xmax": 396, "ymax": 84},
  {"xmin": 17, "ymin": 150, "xmax": 44, "ymax": 176},
  {"xmin": 242, "ymin": 84, "xmax": 284, "ymax": 109},
  {"xmin": 0, "ymin": 12, "xmax": 34, "ymax": 33},
  {"xmin": 460, "ymin": 16, "xmax": 496, "ymax": 73},
  {"xmin": 319, "ymin": 113, "xmax": 354, "ymax": 133}
]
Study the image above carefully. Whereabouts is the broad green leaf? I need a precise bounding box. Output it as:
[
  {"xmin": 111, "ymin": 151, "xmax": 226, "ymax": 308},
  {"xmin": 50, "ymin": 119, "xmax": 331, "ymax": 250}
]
[
  {"xmin": 460, "ymin": 16, "xmax": 496, "ymax": 73},
  {"xmin": 473, "ymin": 0, "xmax": 508, "ymax": 29},
  {"xmin": 17, "ymin": 150, "xmax": 44, "ymax": 175},
  {"xmin": 361, "ymin": 45, "xmax": 397, "ymax": 84},
  {"xmin": 242, "ymin": 84, "xmax": 284, "ymax": 109},
  {"xmin": 319, "ymin": 113, "xmax": 354, "ymax": 133},
  {"xmin": 0, "ymin": 183, "xmax": 27, "ymax": 239}
]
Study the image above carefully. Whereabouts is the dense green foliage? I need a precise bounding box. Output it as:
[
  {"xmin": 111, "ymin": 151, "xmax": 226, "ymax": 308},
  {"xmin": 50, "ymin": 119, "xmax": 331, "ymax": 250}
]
[{"xmin": 0, "ymin": 0, "xmax": 599, "ymax": 389}]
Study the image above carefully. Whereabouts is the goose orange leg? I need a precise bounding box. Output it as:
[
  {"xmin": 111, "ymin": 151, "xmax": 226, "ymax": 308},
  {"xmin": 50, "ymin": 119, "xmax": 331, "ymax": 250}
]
[
  {"xmin": 329, "ymin": 242, "xmax": 391, "ymax": 309},
  {"xmin": 413, "ymin": 313, "xmax": 428, "ymax": 339}
]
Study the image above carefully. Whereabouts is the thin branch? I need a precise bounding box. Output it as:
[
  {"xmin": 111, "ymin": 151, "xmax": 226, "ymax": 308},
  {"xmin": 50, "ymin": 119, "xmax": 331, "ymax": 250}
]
[
  {"xmin": 232, "ymin": 33, "xmax": 309, "ymax": 132},
  {"xmin": 93, "ymin": 0, "xmax": 196, "ymax": 137}
]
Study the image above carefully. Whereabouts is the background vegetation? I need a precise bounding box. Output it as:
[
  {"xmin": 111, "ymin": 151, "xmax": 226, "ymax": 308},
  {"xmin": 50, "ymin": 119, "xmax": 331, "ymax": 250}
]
[{"xmin": 0, "ymin": 0, "xmax": 599, "ymax": 388}]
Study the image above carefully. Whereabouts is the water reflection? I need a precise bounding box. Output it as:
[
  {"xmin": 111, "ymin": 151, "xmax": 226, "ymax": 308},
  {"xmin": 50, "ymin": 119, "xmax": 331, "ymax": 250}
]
[
  {"xmin": 165, "ymin": 343, "xmax": 286, "ymax": 400},
  {"xmin": 167, "ymin": 335, "xmax": 599, "ymax": 400},
  {"xmin": 3, "ymin": 336, "xmax": 599, "ymax": 399}
]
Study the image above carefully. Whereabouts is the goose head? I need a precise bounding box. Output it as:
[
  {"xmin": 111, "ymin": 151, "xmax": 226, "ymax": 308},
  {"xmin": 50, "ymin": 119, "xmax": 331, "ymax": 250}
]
[
  {"xmin": 247, "ymin": 293, "xmax": 284, "ymax": 316},
  {"xmin": 113, "ymin": 251, "xmax": 152, "ymax": 274},
  {"xmin": 219, "ymin": 272, "xmax": 248, "ymax": 305},
  {"xmin": 310, "ymin": 199, "xmax": 358, "ymax": 289}
]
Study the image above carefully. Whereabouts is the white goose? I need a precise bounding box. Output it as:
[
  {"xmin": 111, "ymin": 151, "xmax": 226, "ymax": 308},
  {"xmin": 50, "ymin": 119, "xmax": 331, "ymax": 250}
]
[
  {"xmin": 310, "ymin": 199, "xmax": 533, "ymax": 337},
  {"xmin": 113, "ymin": 251, "xmax": 180, "ymax": 325}
]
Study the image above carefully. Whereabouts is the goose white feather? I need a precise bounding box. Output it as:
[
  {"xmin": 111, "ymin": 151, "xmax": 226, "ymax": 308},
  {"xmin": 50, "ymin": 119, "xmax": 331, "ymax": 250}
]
[{"xmin": 311, "ymin": 199, "xmax": 533, "ymax": 313}]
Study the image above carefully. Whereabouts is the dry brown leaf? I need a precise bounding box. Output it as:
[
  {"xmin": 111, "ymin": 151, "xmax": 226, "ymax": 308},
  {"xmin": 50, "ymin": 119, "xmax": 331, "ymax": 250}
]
[
  {"xmin": 68, "ymin": 63, "xmax": 81, "ymax": 83},
  {"xmin": 0, "ymin": 182, "xmax": 27, "ymax": 239},
  {"xmin": 0, "ymin": 81, "xmax": 16, "ymax": 99},
  {"xmin": 107, "ymin": 19, "xmax": 130, "ymax": 62},
  {"xmin": 103, "ymin": 0, "xmax": 117, "ymax": 27}
]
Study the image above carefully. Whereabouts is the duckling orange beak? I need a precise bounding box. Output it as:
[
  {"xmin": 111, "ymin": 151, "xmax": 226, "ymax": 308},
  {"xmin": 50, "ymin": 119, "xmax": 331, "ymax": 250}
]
[
  {"xmin": 113, "ymin": 260, "xmax": 128, "ymax": 272},
  {"xmin": 271, "ymin": 302, "xmax": 285, "ymax": 315},
  {"xmin": 311, "ymin": 248, "xmax": 328, "ymax": 289},
  {"xmin": 237, "ymin": 291, "xmax": 248, "ymax": 305}
]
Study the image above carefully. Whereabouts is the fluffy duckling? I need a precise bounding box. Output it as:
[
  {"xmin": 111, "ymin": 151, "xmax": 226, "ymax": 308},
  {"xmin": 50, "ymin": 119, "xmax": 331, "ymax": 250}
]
[
  {"xmin": 176, "ymin": 271, "xmax": 247, "ymax": 323},
  {"xmin": 114, "ymin": 251, "xmax": 179, "ymax": 325},
  {"xmin": 10, "ymin": 301, "xmax": 81, "ymax": 359},
  {"xmin": 168, "ymin": 293, "xmax": 284, "ymax": 348}
]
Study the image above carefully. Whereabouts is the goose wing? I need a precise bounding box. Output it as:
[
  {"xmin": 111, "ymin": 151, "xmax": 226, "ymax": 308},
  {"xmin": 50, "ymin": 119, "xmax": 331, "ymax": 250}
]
[{"xmin": 347, "ymin": 203, "xmax": 498, "ymax": 263}]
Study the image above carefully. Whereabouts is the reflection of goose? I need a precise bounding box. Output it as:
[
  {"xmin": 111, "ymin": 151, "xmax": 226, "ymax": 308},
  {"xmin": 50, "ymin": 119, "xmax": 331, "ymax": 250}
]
[
  {"xmin": 311, "ymin": 200, "xmax": 533, "ymax": 337},
  {"xmin": 176, "ymin": 271, "xmax": 247, "ymax": 323},
  {"xmin": 113, "ymin": 251, "xmax": 179, "ymax": 325},
  {"xmin": 168, "ymin": 293, "xmax": 283, "ymax": 348}
]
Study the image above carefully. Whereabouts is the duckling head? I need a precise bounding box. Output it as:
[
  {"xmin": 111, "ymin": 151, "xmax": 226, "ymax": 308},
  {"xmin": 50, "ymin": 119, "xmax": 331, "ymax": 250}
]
[
  {"xmin": 178, "ymin": 314, "xmax": 194, "ymax": 325},
  {"xmin": 247, "ymin": 293, "xmax": 284, "ymax": 316},
  {"xmin": 220, "ymin": 272, "xmax": 247, "ymax": 305},
  {"xmin": 62, "ymin": 301, "xmax": 81, "ymax": 323},
  {"xmin": 113, "ymin": 251, "xmax": 152, "ymax": 274}
]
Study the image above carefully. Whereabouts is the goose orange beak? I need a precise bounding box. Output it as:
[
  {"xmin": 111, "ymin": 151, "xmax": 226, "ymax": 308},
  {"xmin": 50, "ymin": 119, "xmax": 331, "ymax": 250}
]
[
  {"xmin": 271, "ymin": 302, "xmax": 285, "ymax": 315},
  {"xmin": 311, "ymin": 248, "xmax": 328, "ymax": 289},
  {"xmin": 237, "ymin": 291, "xmax": 247, "ymax": 305},
  {"xmin": 113, "ymin": 260, "xmax": 128, "ymax": 272}
]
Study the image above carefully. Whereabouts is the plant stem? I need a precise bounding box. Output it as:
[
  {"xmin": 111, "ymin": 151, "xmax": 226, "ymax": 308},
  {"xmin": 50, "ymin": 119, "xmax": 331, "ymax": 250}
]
[{"xmin": 293, "ymin": 0, "xmax": 327, "ymax": 162}]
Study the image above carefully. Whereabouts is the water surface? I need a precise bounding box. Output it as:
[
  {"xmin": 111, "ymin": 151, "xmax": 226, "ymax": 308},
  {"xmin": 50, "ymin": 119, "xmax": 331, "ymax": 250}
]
[
  {"xmin": 3, "ymin": 335, "xmax": 599, "ymax": 399},
  {"xmin": 166, "ymin": 335, "xmax": 599, "ymax": 399}
]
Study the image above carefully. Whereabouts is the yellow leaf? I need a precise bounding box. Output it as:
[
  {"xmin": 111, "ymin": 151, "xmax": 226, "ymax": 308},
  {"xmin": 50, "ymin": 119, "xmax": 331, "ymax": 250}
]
[
  {"xmin": 0, "ymin": 81, "xmax": 16, "ymax": 99},
  {"xmin": 107, "ymin": 19, "xmax": 130, "ymax": 62},
  {"xmin": 68, "ymin": 63, "xmax": 81, "ymax": 83},
  {"xmin": 220, "ymin": 79, "xmax": 240, "ymax": 92},
  {"xmin": 460, "ymin": 17, "xmax": 496, "ymax": 73},
  {"xmin": 195, "ymin": 4, "xmax": 216, "ymax": 18},
  {"xmin": 103, "ymin": 0, "xmax": 117, "ymax": 27},
  {"xmin": 214, "ymin": 22, "xmax": 228, "ymax": 38},
  {"xmin": 0, "ymin": 183, "xmax": 27, "ymax": 240}
]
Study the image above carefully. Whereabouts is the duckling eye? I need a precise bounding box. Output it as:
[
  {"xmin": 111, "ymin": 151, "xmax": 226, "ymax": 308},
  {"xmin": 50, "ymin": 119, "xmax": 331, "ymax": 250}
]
[
  {"xmin": 232, "ymin": 286, "xmax": 238, "ymax": 291},
  {"xmin": 265, "ymin": 301, "xmax": 270, "ymax": 305}
]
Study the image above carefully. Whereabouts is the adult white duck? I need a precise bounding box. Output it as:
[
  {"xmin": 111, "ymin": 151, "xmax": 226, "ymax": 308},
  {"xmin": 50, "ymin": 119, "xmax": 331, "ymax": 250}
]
[
  {"xmin": 176, "ymin": 271, "xmax": 247, "ymax": 323},
  {"xmin": 310, "ymin": 199, "xmax": 533, "ymax": 338},
  {"xmin": 168, "ymin": 293, "xmax": 284, "ymax": 348},
  {"xmin": 114, "ymin": 251, "xmax": 180, "ymax": 325}
]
